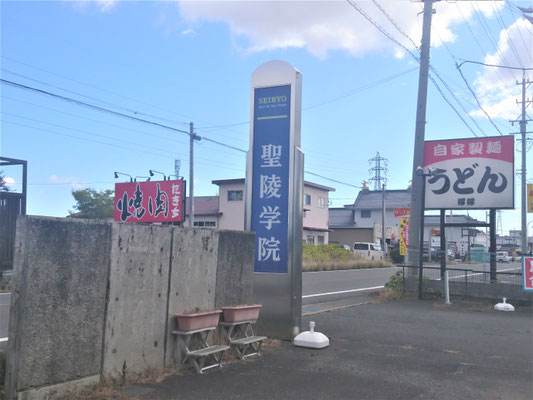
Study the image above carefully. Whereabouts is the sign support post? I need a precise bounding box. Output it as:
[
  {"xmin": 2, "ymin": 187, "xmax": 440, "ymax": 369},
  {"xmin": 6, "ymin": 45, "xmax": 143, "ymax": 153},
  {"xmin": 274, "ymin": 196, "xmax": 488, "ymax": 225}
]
[{"xmin": 245, "ymin": 60, "xmax": 303, "ymax": 340}]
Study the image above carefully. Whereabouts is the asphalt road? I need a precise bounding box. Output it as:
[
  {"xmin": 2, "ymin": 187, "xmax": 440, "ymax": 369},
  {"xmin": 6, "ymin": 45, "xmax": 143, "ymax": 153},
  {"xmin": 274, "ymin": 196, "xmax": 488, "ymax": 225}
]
[
  {"xmin": 0, "ymin": 261, "xmax": 523, "ymax": 342},
  {"xmin": 0, "ymin": 292, "xmax": 10, "ymax": 349},
  {"xmin": 302, "ymin": 266, "xmax": 398, "ymax": 305},
  {"xmin": 122, "ymin": 298, "xmax": 533, "ymax": 400}
]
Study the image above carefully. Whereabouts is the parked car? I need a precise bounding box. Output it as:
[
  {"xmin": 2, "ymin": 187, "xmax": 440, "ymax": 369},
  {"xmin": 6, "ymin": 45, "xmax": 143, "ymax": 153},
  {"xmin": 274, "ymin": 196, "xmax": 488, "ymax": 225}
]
[
  {"xmin": 353, "ymin": 242, "xmax": 384, "ymax": 260},
  {"xmin": 496, "ymin": 251, "xmax": 511, "ymax": 263},
  {"xmin": 341, "ymin": 244, "xmax": 352, "ymax": 252}
]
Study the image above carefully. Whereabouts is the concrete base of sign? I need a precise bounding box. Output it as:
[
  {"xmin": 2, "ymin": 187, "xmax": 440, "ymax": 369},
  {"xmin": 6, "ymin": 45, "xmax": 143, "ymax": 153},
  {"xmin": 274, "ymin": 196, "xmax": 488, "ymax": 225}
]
[
  {"xmin": 293, "ymin": 321, "xmax": 329, "ymax": 349},
  {"xmin": 494, "ymin": 297, "xmax": 515, "ymax": 312}
]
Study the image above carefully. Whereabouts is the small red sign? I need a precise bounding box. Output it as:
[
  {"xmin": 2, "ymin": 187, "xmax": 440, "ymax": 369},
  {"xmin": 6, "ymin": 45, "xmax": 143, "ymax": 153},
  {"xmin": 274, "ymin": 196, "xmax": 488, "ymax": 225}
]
[
  {"xmin": 114, "ymin": 180, "xmax": 185, "ymax": 223},
  {"xmin": 394, "ymin": 207, "xmax": 410, "ymax": 218},
  {"xmin": 523, "ymin": 256, "xmax": 533, "ymax": 292}
]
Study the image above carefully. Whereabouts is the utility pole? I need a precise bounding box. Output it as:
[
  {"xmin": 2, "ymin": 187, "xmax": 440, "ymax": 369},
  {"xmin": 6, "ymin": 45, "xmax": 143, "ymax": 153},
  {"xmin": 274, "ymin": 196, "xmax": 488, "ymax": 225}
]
[
  {"xmin": 409, "ymin": 0, "xmax": 435, "ymax": 267},
  {"xmin": 382, "ymin": 183, "xmax": 387, "ymax": 257},
  {"xmin": 514, "ymin": 74, "xmax": 532, "ymax": 255},
  {"xmin": 175, "ymin": 158, "xmax": 181, "ymax": 178},
  {"xmin": 189, "ymin": 122, "xmax": 195, "ymax": 227}
]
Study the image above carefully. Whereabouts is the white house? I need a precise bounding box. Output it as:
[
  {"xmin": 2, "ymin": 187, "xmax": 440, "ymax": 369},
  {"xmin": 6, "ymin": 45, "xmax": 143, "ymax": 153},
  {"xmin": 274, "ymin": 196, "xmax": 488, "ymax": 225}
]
[{"xmin": 184, "ymin": 178, "xmax": 335, "ymax": 244}]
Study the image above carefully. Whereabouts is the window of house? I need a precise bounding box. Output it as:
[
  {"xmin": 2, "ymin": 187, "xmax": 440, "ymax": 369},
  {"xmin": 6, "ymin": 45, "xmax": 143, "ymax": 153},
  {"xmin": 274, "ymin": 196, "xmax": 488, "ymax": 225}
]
[
  {"xmin": 227, "ymin": 190, "xmax": 243, "ymax": 201},
  {"xmin": 318, "ymin": 197, "xmax": 327, "ymax": 209},
  {"xmin": 304, "ymin": 194, "xmax": 311, "ymax": 206},
  {"xmin": 317, "ymin": 236, "xmax": 325, "ymax": 245},
  {"xmin": 306, "ymin": 235, "xmax": 315, "ymax": 244},
  {"xmin": 361, "ymin": 210, "xmax": 371, "ymax": 218},
  {"xmin": 193, "ymin": 221, "xmax": 216, "ymax": 227}
]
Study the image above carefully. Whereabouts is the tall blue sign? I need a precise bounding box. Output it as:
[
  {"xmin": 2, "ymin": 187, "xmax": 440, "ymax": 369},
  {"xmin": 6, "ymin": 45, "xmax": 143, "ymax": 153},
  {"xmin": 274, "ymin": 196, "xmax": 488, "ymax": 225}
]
[
  {"xmin": 246, "ymin": 60, "xmax": 303, "ymax": 340},
  {"xmin": 251, "ymin": 85, "xmax": 291, "ymax": 273}
]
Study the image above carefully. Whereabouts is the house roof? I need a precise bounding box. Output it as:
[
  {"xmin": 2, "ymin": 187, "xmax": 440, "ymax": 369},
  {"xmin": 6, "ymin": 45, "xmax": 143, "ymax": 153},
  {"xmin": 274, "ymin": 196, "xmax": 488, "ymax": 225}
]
[
  {"xmin": 185, "ymin": 196, "xmax": 220, "ymax": 216},
  {"xmin": 212, "ymin": 178, "xmax": 245, "ymax": 186},
  {"xmin": 424, "ymin": 214, "xmax": 483, "ymax": 225},
  {"xmin": 352, "ymin": 189, "xmax": 411, "ymax": 210},
  {"xmin": 212, "ymin": 178, "xmax": 335, "ymax": 192}
]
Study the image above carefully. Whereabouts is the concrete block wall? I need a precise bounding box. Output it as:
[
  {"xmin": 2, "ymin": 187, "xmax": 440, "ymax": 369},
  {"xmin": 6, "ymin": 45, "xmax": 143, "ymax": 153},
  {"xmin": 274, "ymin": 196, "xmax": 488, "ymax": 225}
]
[
  {"xmin": 102, "ymin": 223, "xmax": 172, "ymax": 381},
  {"xmin": 6, "ymin": 217, "xmax": 255, "ymax": 399},
  {"xmin": 6, "ymin": 217, "xmax": 111, "ymax": 399}
]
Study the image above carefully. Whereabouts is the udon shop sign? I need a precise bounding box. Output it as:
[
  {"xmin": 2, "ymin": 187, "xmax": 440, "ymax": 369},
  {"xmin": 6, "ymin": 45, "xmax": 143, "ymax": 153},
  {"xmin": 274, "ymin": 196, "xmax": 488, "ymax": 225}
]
[{"xmin": 423, "ymin": 136, "xmax": 514, "ymax": 210}]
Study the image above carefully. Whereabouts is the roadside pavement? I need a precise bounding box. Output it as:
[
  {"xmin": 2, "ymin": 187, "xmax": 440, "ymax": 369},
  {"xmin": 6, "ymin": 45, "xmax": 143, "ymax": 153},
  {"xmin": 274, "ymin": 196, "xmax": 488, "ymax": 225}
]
[{"xmin": 121, "ymin": 297, "xmax": 532, "ymax": 400}]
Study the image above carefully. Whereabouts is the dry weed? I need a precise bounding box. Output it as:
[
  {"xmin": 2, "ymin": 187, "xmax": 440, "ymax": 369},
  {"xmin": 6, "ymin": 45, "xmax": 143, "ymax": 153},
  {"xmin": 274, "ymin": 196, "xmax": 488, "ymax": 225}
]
[
  {"xmin": 376, "ymin": 288, "xmax": 402, "ymax": 303},
  {"xmin": 303, "ymin": 259, "xmax": 393, "ymax": 272},
  {"xmin": 433, "ymin": 302, "xmax": 452, "ymax": 310},
  {"xmin": 61, "ymin": 383, "xmax": 128, "ymax": 400}
]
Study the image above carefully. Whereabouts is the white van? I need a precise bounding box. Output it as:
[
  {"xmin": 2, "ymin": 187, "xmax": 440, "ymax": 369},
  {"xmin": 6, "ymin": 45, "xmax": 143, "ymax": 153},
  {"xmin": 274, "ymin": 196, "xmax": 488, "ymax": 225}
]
[{"xmin": 353, "ymin": 242, "xmax": 384, "ymax": 261}]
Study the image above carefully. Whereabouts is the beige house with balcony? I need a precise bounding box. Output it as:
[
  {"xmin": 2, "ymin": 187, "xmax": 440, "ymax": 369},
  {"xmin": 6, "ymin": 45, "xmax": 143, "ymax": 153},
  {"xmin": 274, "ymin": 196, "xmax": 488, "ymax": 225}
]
[{"xmin": 184, "ymin": 178, "xmax": 334, "ymax": 244}]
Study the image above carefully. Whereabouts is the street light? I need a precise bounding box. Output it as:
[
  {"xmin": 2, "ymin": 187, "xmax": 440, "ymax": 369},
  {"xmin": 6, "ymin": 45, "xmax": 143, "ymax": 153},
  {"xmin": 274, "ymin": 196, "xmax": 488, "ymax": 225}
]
[
  {"xmin": 114, "ymin": 172, "xmax": 133, "ymax": 182},
  {"xmin": 415, "ymin": 166, "xmax": 436, "ymax": 300},
  {"xmin": 149, "ymin": 170, "xmax": 166, "ymax": 180}
]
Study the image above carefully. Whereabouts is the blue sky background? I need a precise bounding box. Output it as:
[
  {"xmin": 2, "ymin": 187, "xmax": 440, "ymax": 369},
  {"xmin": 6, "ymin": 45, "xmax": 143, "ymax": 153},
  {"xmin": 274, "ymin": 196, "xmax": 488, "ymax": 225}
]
[{"xmin": 1, "ymin": 0, "xmax": 531, "ymax": 234}]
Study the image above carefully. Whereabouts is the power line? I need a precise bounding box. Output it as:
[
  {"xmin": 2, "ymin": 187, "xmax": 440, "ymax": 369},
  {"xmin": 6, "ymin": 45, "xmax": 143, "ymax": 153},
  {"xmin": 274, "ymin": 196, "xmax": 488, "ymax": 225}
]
[
  {"xmin": 371, "ymin": 0, "xmax": 488, "ymax": 136},
  {"xmin": 1, "ymin": 55, "xmax": 193, "ymax": 125},
  {"xmin": 1, "ymin": 119, "xmax": 245, "ymax": 172},
  {"xmin": 470, "ymin": 2, "xmax": 520, "ymax": 81},
  {"xmin": 346, "ymin": 0, "xmax": 482, "ymax": 138},
  {"xmin": 456, "ymin": 59, "xmax": 533, "ymax": 71},
  {"xmin": 455, "ymin": 64, "xmax": 505, "ymax": 136},
  {"xmin": 1, "ymin": 78, "xmax": 360, "ymax": 191},
  {"xmin": 491, "ymin": 2, "xmax": 526, "ymax": 69},
  {"xmin": 2, "ymin": 95, "xmax": 190, "ymax": 146},
  {"xmin": 0, "ymin": 78, "xmax": 192, "ymax": 135},
  {"xmin": 304, "ymin": 67, "xmax": 418, "ymax": 110},
  {"xmin": 304, "ymin": 171, "xmax": 361, "ymax": 189},
  {"xmin": 454, "ymin": 2, "xmax": 509, "ymax": 87}
]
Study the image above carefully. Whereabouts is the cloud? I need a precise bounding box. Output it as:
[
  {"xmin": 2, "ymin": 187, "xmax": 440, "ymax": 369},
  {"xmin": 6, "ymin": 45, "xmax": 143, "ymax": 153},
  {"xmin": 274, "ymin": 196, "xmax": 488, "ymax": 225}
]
[
  {"xmin": 181, "ymin": 28, "xmax": 196, "ymax": 36},
  {"xmin": 68, "ymin": 0, "xmax": 118, "ymax": 13},
  {"xmin": 4, "ymin": 177, "xmax": 16, "ymax": 187},
  {"xmin": 472, "ymin": 18, "xmax": 533, "ymax": 120},
  {"xmin": 50, "ymin": 175, "xmax": 85, "ymax": 189},
  {"xmin": 177, "ymin": 0, "xmax": 502, "ymax": 58}
]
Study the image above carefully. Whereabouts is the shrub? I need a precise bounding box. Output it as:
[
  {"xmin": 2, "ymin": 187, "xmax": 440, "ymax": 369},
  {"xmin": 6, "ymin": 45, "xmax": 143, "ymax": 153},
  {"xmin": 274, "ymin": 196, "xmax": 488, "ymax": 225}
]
[
  {"xmin": 302, "ymin": 243, "xmax": 392, "ymax": 272},
  {"xmin": 390, "ymin": 246, "xmax": 404, "ymax": 264}
]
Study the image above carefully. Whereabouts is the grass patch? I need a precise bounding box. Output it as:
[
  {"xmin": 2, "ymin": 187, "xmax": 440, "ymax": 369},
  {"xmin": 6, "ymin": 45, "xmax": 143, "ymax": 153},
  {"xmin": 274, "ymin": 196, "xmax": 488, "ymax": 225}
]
[
  {"xmin": 0, "ymin": 277, "xmax": 11, "ymax": 293},
  {"xmin": 302, "ymin": 244, "xmax": 392, "ymax": 272}
]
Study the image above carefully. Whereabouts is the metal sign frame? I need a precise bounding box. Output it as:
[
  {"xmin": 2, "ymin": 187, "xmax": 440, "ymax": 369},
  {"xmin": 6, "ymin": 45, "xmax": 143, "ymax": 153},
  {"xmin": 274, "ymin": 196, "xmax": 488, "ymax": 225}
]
[
  {"xmin": 245, "ymin": 60, "xmax": 303, "ymax": 340},
  {"xmin": 523, "ymin": 256, "xmax": 533, "ymax": 292}
]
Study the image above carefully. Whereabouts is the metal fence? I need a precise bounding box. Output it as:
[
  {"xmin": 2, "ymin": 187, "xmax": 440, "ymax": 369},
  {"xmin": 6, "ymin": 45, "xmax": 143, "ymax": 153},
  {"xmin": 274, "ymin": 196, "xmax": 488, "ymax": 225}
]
[
  {"xmin": 400, "ymin": 264, "xmax": 529, "ymax": 303},
  {"xmin": 0, "ymin": 191, "xmax": 23, "ymax": 277}
]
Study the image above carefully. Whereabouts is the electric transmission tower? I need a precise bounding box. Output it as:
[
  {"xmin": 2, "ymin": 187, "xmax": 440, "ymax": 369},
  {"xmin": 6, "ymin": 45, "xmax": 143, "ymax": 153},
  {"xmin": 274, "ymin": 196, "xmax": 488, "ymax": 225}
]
[{"xmin": 368, "ymin": 152, "xmax": 388, "ymax": 190}]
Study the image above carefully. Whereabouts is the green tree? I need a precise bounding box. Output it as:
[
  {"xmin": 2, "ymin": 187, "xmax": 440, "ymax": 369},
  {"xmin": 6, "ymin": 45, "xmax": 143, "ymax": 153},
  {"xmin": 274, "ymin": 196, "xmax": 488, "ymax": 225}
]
[
  {"xmin": 0, "ymin": 171, "xmax": 9, "ymax": 192},
  {"xmin": 70, "ymin": 188, "xmax": 115, "ymax": 219}
]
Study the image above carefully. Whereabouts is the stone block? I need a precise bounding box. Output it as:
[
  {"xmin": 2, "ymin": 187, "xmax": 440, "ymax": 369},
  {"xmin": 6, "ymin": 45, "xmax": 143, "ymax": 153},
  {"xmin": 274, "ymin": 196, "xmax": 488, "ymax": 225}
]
[
  {"xmin": 102, "ymin": 223, "xmax": 172, "ymax": 380},
  {"xmin": 214, "ymin": 230, "xmax": 255, "ymax": 308},
  {"xmin": 6, "ymin": 216, "xmax": 111, "ymax": 398}
]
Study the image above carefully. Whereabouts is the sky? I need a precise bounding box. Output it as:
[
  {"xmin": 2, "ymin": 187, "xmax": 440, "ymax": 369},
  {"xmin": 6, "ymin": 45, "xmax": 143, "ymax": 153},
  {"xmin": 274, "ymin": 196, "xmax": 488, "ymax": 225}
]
[{"xmin": 1, "ymin": 0, "xmax": 532, "ymax": 235}]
